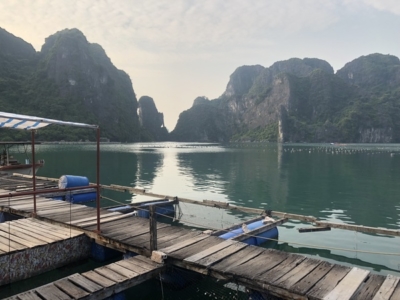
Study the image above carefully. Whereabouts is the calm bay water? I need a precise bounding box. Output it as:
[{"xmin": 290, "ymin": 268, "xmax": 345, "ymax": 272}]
[
  {"xmin": 31, "ymin": 142, "xmax": 399, "ymax": 275},
  {"xmin": 2, "ymin": 142, "xmax": 399, "ymax": 297}
]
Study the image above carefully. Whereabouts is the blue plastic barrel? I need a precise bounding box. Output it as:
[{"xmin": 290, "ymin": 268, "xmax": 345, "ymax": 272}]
[
  {"xmin": 219, "ymin": 220, "xmax": 279, "ymax": 246},
  {"xmin": 59, "ymin": 175, "xmax": 89, "ymax": 189},
  {"xmin": 66, "ymin": 192, "xmax": 97, "ymax": 203}
]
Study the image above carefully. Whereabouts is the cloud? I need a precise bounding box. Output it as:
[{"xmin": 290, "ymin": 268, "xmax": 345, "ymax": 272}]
[
  {"xmin": 360, "ymin": 0, "xmax": 400, "ymax": 15},
  {"xmin": 1, "ymin": 0, "xmax": 399, "ymax": 129}
]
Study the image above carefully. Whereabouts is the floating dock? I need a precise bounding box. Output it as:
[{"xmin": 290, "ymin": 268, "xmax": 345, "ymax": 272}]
[
  {"xmin": 0, "ymin": 218, "xmax": 89, "ymax": 285},
  {"xmin": 5, "ymin": 255, "xmax": 164, "ymax": 300},
  {"xmin": 0, "ymin": 175, "xmax": 399, "ymax": 299}
]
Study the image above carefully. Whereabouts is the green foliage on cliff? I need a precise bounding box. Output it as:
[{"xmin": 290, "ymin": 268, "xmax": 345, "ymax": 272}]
[
  {"xmin": 231, "ymin": 123, "xmax": 278, "ymax": 142},
  {"xmin": 172, "ymin": 53, "xmax": 400, "ymax": 143},
  {"xmin": 0, "ymin": 28, "xmax": 140, "ymax": 142},
  {"xmin": 170, "ymin": 103, "xmax": 230, "ymax": 142}
]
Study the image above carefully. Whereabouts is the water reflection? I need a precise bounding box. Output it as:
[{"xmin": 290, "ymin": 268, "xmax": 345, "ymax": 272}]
[{"xmin": 34, "ymin": 142, "xmax": 400, "ymax": 275}]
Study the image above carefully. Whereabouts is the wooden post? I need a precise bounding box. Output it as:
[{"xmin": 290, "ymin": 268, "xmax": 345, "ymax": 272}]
[{"xmin": 149, "ymin": 205, "xmax": 157, "ymax": 251}]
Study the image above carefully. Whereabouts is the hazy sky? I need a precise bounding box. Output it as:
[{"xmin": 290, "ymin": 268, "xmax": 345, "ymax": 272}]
[{"xmin": 1, "ymin": 0, "xmax": 400, "ymax": 130}]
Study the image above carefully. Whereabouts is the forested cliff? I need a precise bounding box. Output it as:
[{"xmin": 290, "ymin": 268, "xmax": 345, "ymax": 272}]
[
  {"xmin": 171, "ymin": 54, "xmax": 400, "ymax": 143},
  {"xmin": 0, "ymin": 28, "xmax": 154, "ymax": 142},
  {"xmin": 2, "ymin": 27, "xmax": 399, "ymax": 143}
]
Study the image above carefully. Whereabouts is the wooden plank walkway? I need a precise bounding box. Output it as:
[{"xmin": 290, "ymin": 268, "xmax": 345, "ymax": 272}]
[
  {"xmin": 1, "ymin": 177, "xmax": 400, "ymax": 299},
  {"xmin": 4, "ymin": 255, "xmax": 165, "ymax": 300},
  {"xmin": 0, "ymin": 218, "xmax": 83, "ymax": 256}
]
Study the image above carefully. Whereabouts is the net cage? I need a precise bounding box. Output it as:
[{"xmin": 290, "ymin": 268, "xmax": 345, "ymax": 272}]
[{"xmin": 122, "ymin": 265, "xmax": 283, "ymax": 300}]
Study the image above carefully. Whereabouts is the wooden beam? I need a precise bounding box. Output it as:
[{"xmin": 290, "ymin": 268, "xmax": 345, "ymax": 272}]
[
  {"xmin": 149, "ymin": 205, "xmax": 157, "ymax": 251},
  {"xmin": 232, "ymin": 218, "xmax": 287, "ymax": 242},
  {"xmin": 315, "ymin": 221, "xmax": 400, "ymax": 237},
  {"xmin": 298, "ymin": 226, "xmax": 331, "ymax": 233}
]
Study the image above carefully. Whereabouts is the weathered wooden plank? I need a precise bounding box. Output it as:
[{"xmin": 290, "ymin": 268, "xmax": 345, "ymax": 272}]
[
  {"xmin": 291, "ymin": 261, "xmax": 334, "ymax": 295},
  {"xmin": 195, "ymin": 242, "xmax": 248, "ymax": 268},
  {"xmin": 211, "ymin": 245, "xmax": 266, "ymax": 273},
  {"xmin": 22, "ymin": 219, "xmax": 82, "ymax": 237},
  {"xmin": 0, "ymin": 223, "xmax": 48, "ymax": 244},
  {"xmin": 69, "ymin": 212, "xmax": 120, "ymax": 224},
  {"xmin": 54, "ymin": 278, "xmax": 89, "ymax": 299},
  {"xmin": 116, "ymin": 256, "xmax": 156, "ymax": 272},
  {"xmin": 107, "ymin": 262, "xmax": 140, "ymax": 278},
  {"xmin": 0, "ymin": 235, "xmax": 26, "ymax": 250},
  {"xmin": 110, "ymin": 223, "xmax": 170, "ymax": 242},
  {"xmin": 157, "ymin": 230, "xmax": 203, "ymax": 249},
  {"xmin": 17, "ymin": 201, "xmax": 70, "ymax": 211},
  {"xmin": 78, "ymin": 212, "xmax": 137, "ymax": 227},
  {"xmin": 131, "ymin": 255, "xmax": 164, "ymax": 269},
  {"xmin": 258, "ymin": 253, "xmax": 305, "ymax": 283},
  {"xmin": 351, "ymin": 274, "xmax": 385, "ymax": 300},
  {"xmin": 159, "ymin": 233, "xmax": 209, "ymax": 254},
  {"xmin": 68, "ymin": 273, "xmax": 103, "ymax": 293},
  {"xmin": 36, "ymin": 283, "xmax": 72, "ymax": 299},
  {"xmin": 184, "ymin": 239, "xmax": 239, "ymax": 263},
  {"xmin": 389, "ymin": 280, "xmax": 400, "ymax": 300},
  {"xmin": 101, "ymin": 220, "xmax": 149, "ymax": 235},
  {"xmin": 114, "ymin": 259, "xmax": 151, "ymax": 274},
  {"xmin": 10, "ymin": 290, "xmax": 42, "ymax": 300},
  {"xmin": 0, "ymin": 198, "xmax": 48, "ymax": 206},
  {"xmin": 323, "ymin": 267, "xmax": 370, "ymax": 300},
  {"xmin": 0, "ymin": 239, "xmax": 19, "ymax": 252},
  {"xmin": 156, "ymin": 225, "xmax": 188, "ymax": 239},
  {"xmin": 273, "ymin": 258, "xmax": 322, "ymax": 290},
  {"xmin": 94, "ymin": 266, "xmax": 129, "ymax": 283},
  {"xmin": 11, "ymin": 220, "xmax": 67, "ymax": 241},
  {"xmin": 82, "ymin": 270, "xmax": 116, "ymax": 288},
  {"xmin": 0, "ymin": 223, "xmax": 56, "ymax": 243},
  {"xmin": 307, "ymin": 264, "xmax": 351, "ymax": 300},
  {"xmin": 0, "ymin": 227, "xmax": 45, "ymax": 248},
  {"xmin": 46, "ymin": 209, "xmax": 96, "ymax": 222},
  {"xmin": 372, "ymin": 275, "xmax": 400, "ymax": 300},
  {"xmin": 84, "ymin": 216, "xmax": 145, "ymax": 231},
  {"xmin": 229, "ymin": 249, "xmax": 289, "ymax": 279},
  {"xmin": 168, "ymin": 236, "xmax": 224, "ymax": 260}
]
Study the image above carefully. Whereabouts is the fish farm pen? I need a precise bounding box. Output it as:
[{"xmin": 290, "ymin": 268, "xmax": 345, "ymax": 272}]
[{"xmin": 0, "ymin": 174, "xmax": 399, "ymax": 300}]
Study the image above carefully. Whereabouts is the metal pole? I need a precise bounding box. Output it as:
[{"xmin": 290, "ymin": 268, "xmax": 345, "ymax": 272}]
[
  {"xmin": 31, "ymin": 130, "xmax": 36, "ymax": 215},
  {"xmin": 96, "ymin": 127, "xmax": 100, "ymax": 233}
]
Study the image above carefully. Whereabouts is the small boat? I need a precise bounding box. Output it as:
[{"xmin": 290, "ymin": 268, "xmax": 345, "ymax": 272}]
[{"xmin": 0, "ymin": 142, "xmax": 44, "ymax": 175}]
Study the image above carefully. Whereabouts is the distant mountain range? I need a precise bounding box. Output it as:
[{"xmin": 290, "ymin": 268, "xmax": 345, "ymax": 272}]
[
  {"xmin": 171, "ymin": 54, "xmax": 400, "ymax": 143},
  {"xmin": 1, "ymin": 27, "xmax": 399, "ymax": 143},
  {"xmin": 0, "ymin": 27, "xmax": 148, "ymax": 142}
]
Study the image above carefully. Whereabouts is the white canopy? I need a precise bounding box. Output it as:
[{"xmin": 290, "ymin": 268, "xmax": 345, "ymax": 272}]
[{"xmin": 0, "ymin": 112, "xmax": 98, "ymax": 130}]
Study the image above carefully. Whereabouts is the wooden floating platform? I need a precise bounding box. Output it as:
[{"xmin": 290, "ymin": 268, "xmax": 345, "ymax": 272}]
[
  {"xmin": 159, "ymin": 236, "xmax": 400, "ymax": 300},
  {"xmin": 4, "ymin": 255, "xmax": 165, "ymax": 300},
  {"xmin": 1, "ymin": 176, "xmax": 400, "ymax": 299},
  {"xmin": 0, "ymin": 218, "xmax": 83, "ymax": 255},
  {"xmin": 0, "ymin": 218, "xmax": 90, "ymax": 286}
]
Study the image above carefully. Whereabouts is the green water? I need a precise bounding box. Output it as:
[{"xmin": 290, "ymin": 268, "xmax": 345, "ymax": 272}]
[{"xmin": 1, "ymin": 142, "xmax": 399, "ymax": 297}]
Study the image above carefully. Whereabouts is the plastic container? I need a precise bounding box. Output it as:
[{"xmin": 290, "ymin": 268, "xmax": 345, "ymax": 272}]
[
  {"xmin": 219, "ymin": 220, "xmax": 279, "ymax": 246},
  {"xmin": 59, "ymin": 175, "xmax": 89, "ymax": 189},
  {"xmin": 66, "ymin": 192, "xmax": 97, "ymax": 203}
]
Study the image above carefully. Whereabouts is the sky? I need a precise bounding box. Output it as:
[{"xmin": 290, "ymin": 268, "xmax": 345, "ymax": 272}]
[{"xmin": 1, "ymin": 0, "xmax": 400, "ymax": 130}]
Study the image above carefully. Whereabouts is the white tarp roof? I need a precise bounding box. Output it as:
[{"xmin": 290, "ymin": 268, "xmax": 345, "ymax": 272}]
[{"xmin": 0, "ymin": 112, "xmax": 98, "ymax": 130}]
